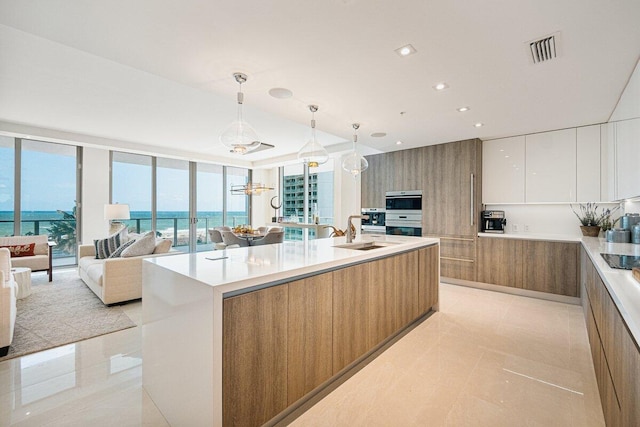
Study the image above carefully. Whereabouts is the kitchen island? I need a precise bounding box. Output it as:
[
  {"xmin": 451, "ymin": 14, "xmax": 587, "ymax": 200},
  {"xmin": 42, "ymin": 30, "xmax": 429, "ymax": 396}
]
[{"xmin": 142, "ymin": 235, "xmax": 439, "ymax": 427}]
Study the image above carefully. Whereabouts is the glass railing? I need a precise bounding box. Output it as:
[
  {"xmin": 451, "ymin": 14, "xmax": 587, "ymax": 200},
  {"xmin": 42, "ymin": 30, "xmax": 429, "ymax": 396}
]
[{"xmin": 1, "ymin": 219, "xmax": 77, "ymax": 266}]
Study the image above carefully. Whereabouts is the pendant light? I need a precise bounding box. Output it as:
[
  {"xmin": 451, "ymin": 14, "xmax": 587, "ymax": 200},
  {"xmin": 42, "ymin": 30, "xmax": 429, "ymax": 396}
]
[
  {"xmin": 341, "ymin": 123, "xmax": 369, "ymax": 178},
  {"xmin": 219, "ymin": 72, "xmax": 261, "ymax": 154},
  {"xmin": 297, "ymin": 105, "xmax": 329, "ymax": 167}
]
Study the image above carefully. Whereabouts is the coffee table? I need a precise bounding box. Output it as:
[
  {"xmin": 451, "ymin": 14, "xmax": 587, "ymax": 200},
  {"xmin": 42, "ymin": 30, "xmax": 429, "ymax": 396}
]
[{"xmin": 11, "ymin": 267, "xmax": 32, "ymax": 299}]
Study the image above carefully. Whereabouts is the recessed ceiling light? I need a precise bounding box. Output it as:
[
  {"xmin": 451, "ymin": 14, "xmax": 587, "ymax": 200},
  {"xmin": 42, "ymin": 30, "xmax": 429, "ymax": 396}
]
[
  {"xmin": 474, "ymin": 122, "xmax": 484, "ymax": 127},
  {"xmin": 396, "ymin": 141, "xmax": 403, "ymax": 145},
  {"xmin": 433, "ymin": 82, "xmax": 449, "ymax": 91},
  {"xmin": 268, "ymin": 87, "xmax": 293, "ymax": 99},
  {"xmin": 457, "ymin": 106, "xmax": 470, "ymax": 112},
  {"xmin": 395, "ymin": 44, "xmax": 417, "ymax": 57},
  {"xmin": 371, "ymin": 132, "xmax": 387, "ymax": 138}
]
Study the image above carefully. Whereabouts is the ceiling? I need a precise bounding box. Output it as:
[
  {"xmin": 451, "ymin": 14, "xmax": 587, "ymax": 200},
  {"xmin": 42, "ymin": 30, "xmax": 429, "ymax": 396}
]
[{"xmin": 0, "ymin": 0, "xmax": 639, "ymax": 168}]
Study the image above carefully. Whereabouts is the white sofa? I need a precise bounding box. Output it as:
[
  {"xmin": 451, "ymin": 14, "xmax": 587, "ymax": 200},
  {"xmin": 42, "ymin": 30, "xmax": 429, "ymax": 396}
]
[
  {"xmin": 78, "ymin": 242, "xmax": 175, "ymax": 305},
  {"xmin": 0, "ymin": 248, "xmax": 17, "ymax": 357},
  {"xmin": 0, "ymin": 235, "xmax": 53, "ymax": 281}
]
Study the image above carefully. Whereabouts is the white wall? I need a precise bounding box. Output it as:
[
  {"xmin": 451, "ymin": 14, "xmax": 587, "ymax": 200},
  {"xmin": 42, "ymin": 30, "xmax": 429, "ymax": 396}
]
[
  {"xmin": 250, "ymin": 168, "xmax": 278, "ymax": 226},
  {"xmin": 81, "ymin": 147, "xmax": 110, "ymax": 243}
]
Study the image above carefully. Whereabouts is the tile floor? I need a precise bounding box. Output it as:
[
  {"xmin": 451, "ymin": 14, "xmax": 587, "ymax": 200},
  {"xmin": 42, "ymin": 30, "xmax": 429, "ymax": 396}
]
[{"xmin": 0, "ymin": 283, "xmax": 604, "ymax": 426}]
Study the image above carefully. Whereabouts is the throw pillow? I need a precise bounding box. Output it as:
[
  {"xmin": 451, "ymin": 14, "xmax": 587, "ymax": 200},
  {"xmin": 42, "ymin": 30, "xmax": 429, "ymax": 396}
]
[
  {"xmin": 94, "ymin": 229, "xmax": 127, "ymax": 259},
  {"xmin": 0, "ymin": 243, "xmax": 36, "ymax": 257},
  {"xmin": 108, "ymin": 239, "xmax": 136, "ymax": 258},
  {"xmin": 121, "ymin": 231, "xmax": 156, "ymax": 258},
  {"xmin": 153, "ymin": 239, "xmax": 172, "ymax": 254}
]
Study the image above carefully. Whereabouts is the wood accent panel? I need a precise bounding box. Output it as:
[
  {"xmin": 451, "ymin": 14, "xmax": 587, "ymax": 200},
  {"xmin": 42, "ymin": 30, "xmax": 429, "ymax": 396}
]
[
  {"xmin": 332, "ymin": 263, "xmax": 371, "ymax": 374},
  {"xmin": 223, "ymin": 285, "xmax": 288, "ymax": 427},
  {"xmin": 396, "ymin": 251, "xmax": 420, "ymax": 328},
  {"xmin": 522, "ymin": 241, "xmax": 579, "ymax": 297},
  {"xmin": 361, "ymin": 153, "xmax": 392, "ymax": 208},
  {"xmin": 440, "ymin": 257, "xmax": 476, "ymax": 282},
  {"xmin": 438, "ymin": 237, "xmax": 476, "ymax": 259},
  {"xmin": 477, "ymin": 237, "xmax": 524, "ymax": 288},
  {"xmin": 368, "ymin": 256, "xmax": 398, "ymax": 347},
  {"xmin": 287, "ymin": 274, "xmax": 333, "ymax": 405},
  {"xmin": 418, "ymin": 245, "xmax": 439, "ymax": 313}
]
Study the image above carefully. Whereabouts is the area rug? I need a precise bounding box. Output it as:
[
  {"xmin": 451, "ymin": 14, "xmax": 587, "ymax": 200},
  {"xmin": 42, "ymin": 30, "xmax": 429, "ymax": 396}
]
[{"xmin": 0, "ymin": 270, "xmax": 136, "ymax": 362}]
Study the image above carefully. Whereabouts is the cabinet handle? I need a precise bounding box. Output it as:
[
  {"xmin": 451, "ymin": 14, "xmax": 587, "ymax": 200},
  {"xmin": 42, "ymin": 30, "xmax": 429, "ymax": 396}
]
[
  {"xmin": 441, "ymin": 256, "xmax": 475, "ymax": 263},
  {"xmin": 439, "ymin": 237, "xmax": 475, "ymax": 242},
  {"xmin": 470, "ymin": 173, "xmax": 475, "ymax": 226}
]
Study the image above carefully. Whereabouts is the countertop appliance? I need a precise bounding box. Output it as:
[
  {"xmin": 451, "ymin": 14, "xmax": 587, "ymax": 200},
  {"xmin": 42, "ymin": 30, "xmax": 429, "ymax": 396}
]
[
  {"xmin": 600, "ymin": 253, "xmax": 640, "ymax": 270},
  {"xmin": 385, "ymin": 190, "xmax": 422, "ymax": 236},
  {"xmin": 361, "ymin": 208, "xmax": 386, "ymax": 234},
  {"xmin": 480, "ymin": 210, "xmax": 506, "ymax": 233}
]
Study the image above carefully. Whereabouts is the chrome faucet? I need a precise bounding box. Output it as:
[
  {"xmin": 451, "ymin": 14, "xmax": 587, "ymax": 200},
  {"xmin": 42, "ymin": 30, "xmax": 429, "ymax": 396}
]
[{"xmin": 346, "ymin": 214, "xmax": 369, "ymax": 243}]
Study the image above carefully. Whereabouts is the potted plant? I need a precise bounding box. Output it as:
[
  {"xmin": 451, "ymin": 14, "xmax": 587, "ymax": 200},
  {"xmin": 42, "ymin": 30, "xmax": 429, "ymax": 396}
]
[{"xmin": 570, "ymin": 203, "xmax": 620, "ymax": 237}]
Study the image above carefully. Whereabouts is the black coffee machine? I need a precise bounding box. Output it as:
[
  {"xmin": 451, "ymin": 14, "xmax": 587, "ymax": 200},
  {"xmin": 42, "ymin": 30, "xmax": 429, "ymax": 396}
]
[{"xmin": 481, "ymin": 210, "xmax": 506, "ymax": 233}]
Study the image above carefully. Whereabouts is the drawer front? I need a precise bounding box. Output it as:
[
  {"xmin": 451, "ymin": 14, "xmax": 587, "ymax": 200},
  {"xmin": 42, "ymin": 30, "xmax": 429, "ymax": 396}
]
[
  {"xmin": 440, "ymin": 256, "xmax": 476, "ymax": 281},
  {"xmin": 436, "ymin": 236, "xmax": 476, "ymax": 260}
]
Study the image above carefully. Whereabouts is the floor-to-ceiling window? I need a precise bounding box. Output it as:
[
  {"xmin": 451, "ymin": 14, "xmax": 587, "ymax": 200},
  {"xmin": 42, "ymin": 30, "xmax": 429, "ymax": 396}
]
[
  {"xmin": 196, "ymin": 163, "xmax": 224, "ymax": 251},
  {"xmin": 0, "ymin": 136, "xmax": 14, "ymax": 237},
  {"xmin": 111, "ymin": 152, "xmax": 153, "ymax": 234},
  {"xmin": 281, "ymin": 161, "xmax": 334, "ymax": 240},
  {"xmin": 225, "ymin": 167, "xmax": 250, "ymax": 227},
  {"xmin": 156, "ymin": 158, "xmax": 190, "ymax": 253},
  {"xmin": 20, "ymin": 140, "xmax": 78, "ymax": 266}
]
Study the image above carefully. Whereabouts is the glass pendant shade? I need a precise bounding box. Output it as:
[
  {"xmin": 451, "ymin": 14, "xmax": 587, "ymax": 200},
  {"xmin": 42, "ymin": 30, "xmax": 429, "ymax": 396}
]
[
  {"xmin": 341, "ymin": 123, "xmax": 369, "ymax": 178},
  {"xmin": 219, "ymin": 73, "xmax": 261, "ymax": 154},
  {"xmin": 297, "ymin": 105, "xmax": 329, "ymax": 167}
]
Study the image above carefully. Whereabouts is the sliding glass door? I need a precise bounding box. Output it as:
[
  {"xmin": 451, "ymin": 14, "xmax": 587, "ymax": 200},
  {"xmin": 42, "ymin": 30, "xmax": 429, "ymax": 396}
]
[
  {"xmin": 156, "ymin": 158, "xmax": 190, "ymax": 253},
  {"xmin": 225, "ymin": 167, "xmax": 250, "ymax": 227},
  {"xmin": 20, "ymin": 140, "xmax": 78, "ymax": 266},
  {"xmin": 111, "ymin": 152, "xmax": 153, "ymax": 234},
  {"xmin": 196, "ymin": 163, "xmax": 224, "ymax": 251}
]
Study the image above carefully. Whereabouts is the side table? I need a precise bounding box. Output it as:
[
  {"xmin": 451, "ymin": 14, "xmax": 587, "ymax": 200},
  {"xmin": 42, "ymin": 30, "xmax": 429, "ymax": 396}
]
[{"xmin": 11, "ymin": 267, "xmax": 32, "ymax": 299}]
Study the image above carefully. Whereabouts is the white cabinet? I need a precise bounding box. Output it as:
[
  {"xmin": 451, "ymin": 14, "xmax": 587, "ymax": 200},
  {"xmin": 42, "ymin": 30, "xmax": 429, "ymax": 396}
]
[
  {"xmin": 525, "ymin": 129, "xmax": 577, "ymax": 202},
  {"xmin": 615, "ymin": 118, "xmax": 640, "ymax": 200},
  {"xmin": 576, "ymin": 125, "xmax": 601, "ymax": 202},
  {"xmin": 482, "ymin": 136, "xmax": 525, "ymax": 203},
  {"xmin": 600, "ymin": 123, "xmax": 616, "ymax": 201}
]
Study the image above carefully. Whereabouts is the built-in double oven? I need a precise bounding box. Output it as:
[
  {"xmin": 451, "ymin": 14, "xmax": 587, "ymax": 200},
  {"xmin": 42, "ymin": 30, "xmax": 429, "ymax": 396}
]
[{"xmin": 385, "ymin": 190, "xmax": 423, "ymax": 236}]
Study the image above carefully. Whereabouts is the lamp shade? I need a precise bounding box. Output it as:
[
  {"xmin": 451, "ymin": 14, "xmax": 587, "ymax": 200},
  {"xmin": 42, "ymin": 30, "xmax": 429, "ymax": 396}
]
[{"xmin": 104, "ymin": 204, "xmax": 131, "ymax": 220}]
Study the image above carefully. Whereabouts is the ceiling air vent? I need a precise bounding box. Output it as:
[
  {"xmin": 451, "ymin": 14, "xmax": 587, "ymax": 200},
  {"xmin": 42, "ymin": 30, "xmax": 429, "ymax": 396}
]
[{"xmin": 527, "ymin": 32, "xmax": 561, "ymax": 64}]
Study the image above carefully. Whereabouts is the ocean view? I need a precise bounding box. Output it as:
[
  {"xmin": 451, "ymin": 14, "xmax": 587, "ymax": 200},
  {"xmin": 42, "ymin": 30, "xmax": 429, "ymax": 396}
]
[{"xmin": 0, "ymin": 210, "xmax": 249, "ymax": 239}]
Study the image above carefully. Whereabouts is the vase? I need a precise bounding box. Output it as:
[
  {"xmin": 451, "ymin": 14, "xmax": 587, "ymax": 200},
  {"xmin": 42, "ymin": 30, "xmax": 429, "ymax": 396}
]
[{"xmin": 580, "ymin": 225, "xmax": 601, "ymax": 237}]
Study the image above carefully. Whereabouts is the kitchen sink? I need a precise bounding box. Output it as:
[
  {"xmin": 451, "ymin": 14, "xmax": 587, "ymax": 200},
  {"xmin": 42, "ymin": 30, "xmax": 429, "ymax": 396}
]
[{"xmin": 333, "ymin": 241, "xmax": 399, "ymax": 251}]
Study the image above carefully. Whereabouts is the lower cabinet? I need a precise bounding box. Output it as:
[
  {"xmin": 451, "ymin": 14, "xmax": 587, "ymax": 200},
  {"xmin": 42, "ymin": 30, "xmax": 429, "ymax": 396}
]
[
  {"xmin": 222, "ymin": 246, "xmax": 439, "ymax": 427},
  {"xmin": 437, "ymin": 236, "xmax": 477, "ymax": 282},
  {"xmin": 582, "ymin": 248, "xmax": 640, "ymax": 426},
  {"xmin": 477, "ymin": 237, "xmax": 579, "ymax": 297}
]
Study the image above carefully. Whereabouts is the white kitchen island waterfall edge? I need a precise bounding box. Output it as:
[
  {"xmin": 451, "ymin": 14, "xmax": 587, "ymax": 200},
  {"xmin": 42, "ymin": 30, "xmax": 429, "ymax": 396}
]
[{"xmin": 142, "ymin": 234, "xmax": 439, "ymax": 427}]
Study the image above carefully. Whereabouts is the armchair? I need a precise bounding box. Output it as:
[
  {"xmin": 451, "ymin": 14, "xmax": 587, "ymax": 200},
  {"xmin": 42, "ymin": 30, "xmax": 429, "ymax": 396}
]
[{"xmin": 0, "ymin": 248, "xmax": 17, "ymax": 357}]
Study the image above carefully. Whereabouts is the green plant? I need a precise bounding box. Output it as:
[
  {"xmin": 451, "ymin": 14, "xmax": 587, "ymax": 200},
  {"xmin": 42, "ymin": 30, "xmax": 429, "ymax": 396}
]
[{"xmin": 570, "ymin": 203, "xmax": 619, "ymax": 227}]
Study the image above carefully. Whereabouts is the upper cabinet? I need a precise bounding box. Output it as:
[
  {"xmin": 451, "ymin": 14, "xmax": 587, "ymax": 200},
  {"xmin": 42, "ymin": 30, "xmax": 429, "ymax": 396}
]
[
  {"xmin": 615, "ymin": 118, "xmax": 640, "ymax": 200},
  {"xmin": 482, "ymin": 136, "xmax": 525, "ymax": 204},
  {"xmin": 576, "ymin": 125, "xmax": 601, "ymax": 202},
  {"xmin": 525, "ymin": 129, "xmax": 577, "ymax": 203},
  {"xmin": 483, "ymin": 125, "xmax": 614, "ymax": 204}
]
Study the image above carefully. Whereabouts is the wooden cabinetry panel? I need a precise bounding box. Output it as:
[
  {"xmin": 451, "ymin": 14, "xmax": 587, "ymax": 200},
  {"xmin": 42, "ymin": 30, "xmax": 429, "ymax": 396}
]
[
  {"xmin": 332, "ymin": 263, "xmax": 371, "ymax": 374},
  {"xmin": 477, "ymin": 237, "xmax": 524, "ymax": 288},
  {"xmin": 418, "ymin": 246, "xmax": 439, "ymax": 313},
  {"xmin": 287, "ymin": 274, "xmax": 333, "ymax": 405},
  {"xmin": 223, "ymin": 286, "xmax": 289, "ymax": 427},
  {"xmin": 439, "ymin": 237, "xmax": 475, "ymax": 259},
  {"xmin": 522, "ymin": 241, "xmax": 579, "ymax": 297},
  {"xmin": 361, "ymin": 153, "xmax": 389, "ymax": 208},
  {"xmin": 368, "ymin": 256, "xmax": 398, "ymax": 347},
  {"xmin": 396, "ymin": 251, "xmax": 420, "ymax": 328},
  {"xmin": 440, "ymin": 257, "xmax": 476, "ymax": 281}
]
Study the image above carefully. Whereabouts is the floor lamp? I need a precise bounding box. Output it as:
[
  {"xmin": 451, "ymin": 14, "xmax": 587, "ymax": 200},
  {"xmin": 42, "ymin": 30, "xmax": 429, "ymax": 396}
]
[{"xmin": 104, "ymin": 204, "xmax": 131, "ymax": 235}]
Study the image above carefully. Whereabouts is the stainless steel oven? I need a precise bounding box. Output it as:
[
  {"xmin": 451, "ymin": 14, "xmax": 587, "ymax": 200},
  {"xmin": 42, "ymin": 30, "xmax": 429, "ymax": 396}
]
[
  {"xmin": 361, "ymin": 208, "xmax": 386, "ymax": 234},
  {"xmin": 385, "ymin": 191, "xmax": 422, "ymax": 236}
]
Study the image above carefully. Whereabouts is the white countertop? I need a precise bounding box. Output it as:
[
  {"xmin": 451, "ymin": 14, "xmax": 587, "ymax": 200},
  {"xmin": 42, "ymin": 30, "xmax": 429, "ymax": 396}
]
[
  {"xmin": 478, "ymin": 232, "xmax": 581, "ymax": 243},
  {"xmin": 581, "ymin": 237, "xmax": 640, "ymax": 345},
  {"xmin": 146, "ymin": 235, "xmax": 439, "ymax": 295}
]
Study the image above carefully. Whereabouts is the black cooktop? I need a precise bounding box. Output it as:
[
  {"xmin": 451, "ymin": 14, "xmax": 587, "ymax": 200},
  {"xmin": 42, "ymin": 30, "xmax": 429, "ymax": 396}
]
[{"xmin": 600, "ymin": 253, "xmax": 640, "ymax": 270}]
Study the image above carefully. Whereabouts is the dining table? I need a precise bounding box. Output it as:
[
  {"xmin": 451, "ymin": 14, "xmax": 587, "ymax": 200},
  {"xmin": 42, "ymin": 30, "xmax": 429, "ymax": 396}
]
[{"xmin": 232, "ymin": 231, "xmax": 267, "ymax": 245}]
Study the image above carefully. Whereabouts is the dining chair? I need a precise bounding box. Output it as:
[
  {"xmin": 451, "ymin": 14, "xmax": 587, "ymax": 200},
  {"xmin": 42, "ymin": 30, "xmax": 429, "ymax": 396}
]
[
  {"xmin": 208, "ymin": 229, "xmax": 228, "ymax": 250},
  {"xmin": 251, "ymin": 231, "xmax": 284, "ymax": 246},
  {"xmin": 221, "ymin": 231, "xmax": 249, "ymax": 247}
]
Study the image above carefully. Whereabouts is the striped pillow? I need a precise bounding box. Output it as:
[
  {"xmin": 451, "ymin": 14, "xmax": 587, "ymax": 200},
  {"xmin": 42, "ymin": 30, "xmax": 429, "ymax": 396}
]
[
  {"xmin": 108, "ymin": 239, "xmax": 136, "ymax": 258},
  {"xmin": 94, "ymin": 230, "xmax": 126, "ymax": 259}
]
